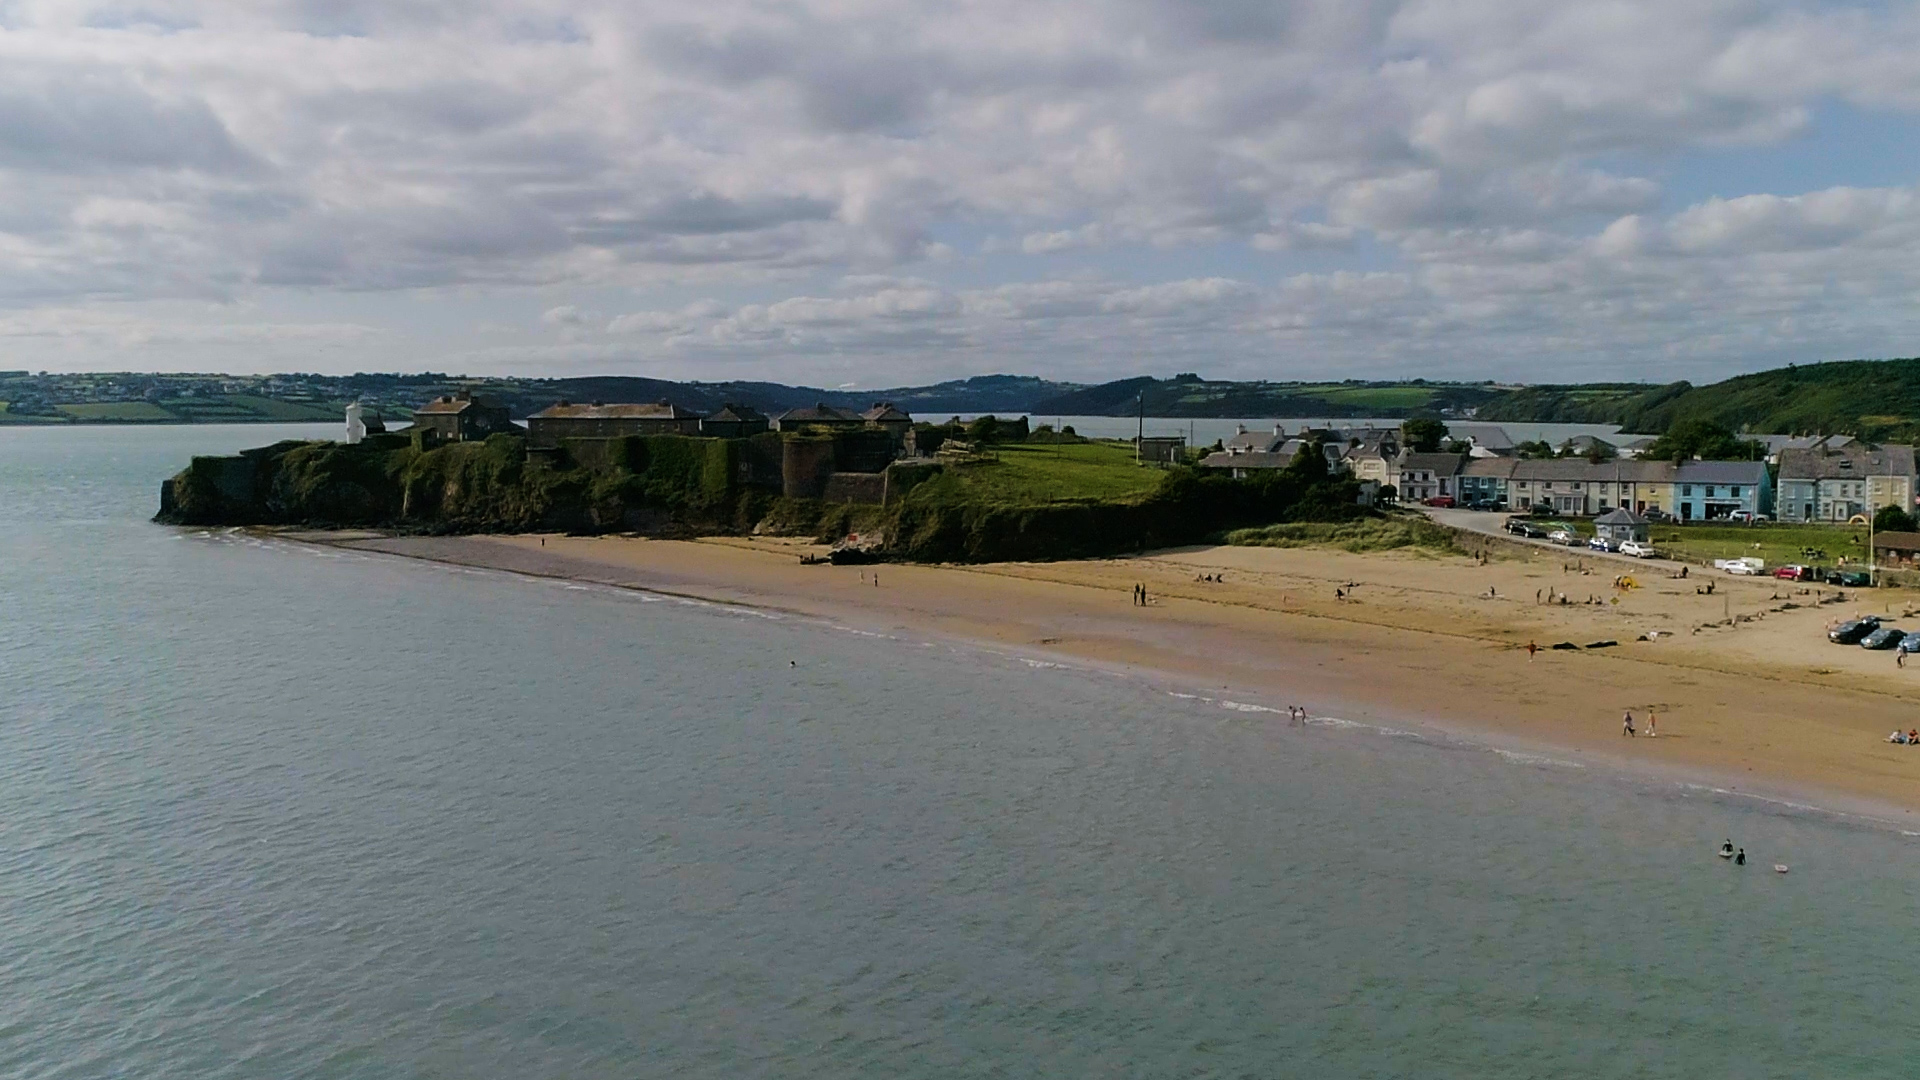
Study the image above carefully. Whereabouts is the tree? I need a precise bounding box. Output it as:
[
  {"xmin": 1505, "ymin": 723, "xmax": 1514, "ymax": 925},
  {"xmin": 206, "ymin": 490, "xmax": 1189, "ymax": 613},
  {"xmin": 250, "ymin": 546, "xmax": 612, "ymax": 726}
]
[
  {"xmin": 1641, "ymin": 419, "xmax": 1766, "ymax": 462},
  {"xmin": 966, "ymin": 415, "xmax": 1004, "ymax": 443},
  {"xmin": 1401, "ymin": 418, "xmax": 1449, "ymax": 453},
  {"xmin": 1515, "ymin": 439, "xmax": 1556, "ymax": 459},
  {"xmin": 1873, "ymin": 505, "xmax": 1917, "ymax": 533}
]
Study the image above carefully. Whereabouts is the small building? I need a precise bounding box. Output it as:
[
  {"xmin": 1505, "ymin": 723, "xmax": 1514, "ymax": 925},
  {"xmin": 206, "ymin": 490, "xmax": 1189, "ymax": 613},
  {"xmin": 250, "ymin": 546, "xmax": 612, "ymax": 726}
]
[
  {"xmin": 1135, "ymin": 436, "xmax": 1185, "ymax": 464},
  {"xmin": 1872, "ymin": 531, "xmax": 1920, "ymax": 567},
  {"xmin": 526, "ymin": 400, "xmax": 704, "ymax": 446},
  {"xmin": 700, "ymin": 403, "xmax": 770, "ymax": 439},
  {"xmin": 1223, "ymin": 423, "xmax": 1288, "ymax": 455},
  {"xmin": 409, "ymin": 390, "xmax": 516, "ymax": 442},
  {"xmin": 1672, "ymin": 460, "xmax": 1771, "ymax": 521},
  {"xmin": 1593, "ymin": 507, "xmax": 1650, "ymax": 544},
  {"xmin": 1199, "ymin": 438, "xmax": 1341, "ymax": 478},
  {"xmin": 775, "ymin": 403, "xmax": 866, "ymax": 433}
]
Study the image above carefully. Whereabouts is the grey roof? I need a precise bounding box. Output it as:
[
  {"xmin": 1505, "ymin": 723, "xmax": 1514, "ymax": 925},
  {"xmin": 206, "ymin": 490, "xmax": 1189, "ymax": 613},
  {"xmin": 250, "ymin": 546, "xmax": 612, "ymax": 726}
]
[
  {"xmin": 1445, "ymin": 423, "xmax": 1515, "ymax": 451},
  {"xmin": 861, "ymin": 402, "xmax": 913, "ymax": 423},
  {"xmin": 1674, "ymin": 460, "xmax": 1768, "ymax": 485},
  {"xmin": 1506, "ymin": 458, "xmax": 1678, "ymax": 483},
  {"xmin": 1776, "ymin": 443, "xmax": 1916, "ymax": 481},
  {"xmin": 1200, "ymin": 449, "xmax": 1296, "ymax": 470},
  {"xmin": 777, "ymin": 403, "xmax": 865, "ymax": 424},
  {"xmin": 1559, "ymin": 434, "xmax": 1616, "ymax": 452},
  {"xmin": 532, "ymin": 400, "xmax": 701, "ymax": 420},
  {"xmin": 1397, "ymin": 451, "xmax": 1468, "ymax": 474},
  {"xmin": 1225, "ymin": 424, "xmax": 1287, "ymax": 453},
  {"xmin": 1593, "ymin": 508, "xmax": 1649, "ymax": 526},
  {"xmin": 705, "ymin": 403, "xmax": 766, "ymax": 423}
]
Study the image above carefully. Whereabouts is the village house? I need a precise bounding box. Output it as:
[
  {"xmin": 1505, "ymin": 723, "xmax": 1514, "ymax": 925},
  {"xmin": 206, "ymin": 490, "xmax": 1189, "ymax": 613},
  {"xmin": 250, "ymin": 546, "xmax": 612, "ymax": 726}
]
[
  {"xmin": 408, "ymin": 390, "xmax": 517, "ymax": 442},
  {"xmin": 1342, "ymin": 431, "xmax": 1401, "ymax": 489},
  {"xmin": 1671, "ymin": 460, "xmax": 1772, "ymax": 521},
  {"xmin": 526, "ymin": 400, "xmax": 703, "ymax": 447},
  {"xmin": 860, "ymin": 402, "xmax": 915, "ymax": 448},
  {"xmin": 1393, "ymin": 451, "xmax": 1466, "ymax": 503},
  {"xmin": 1134, "ymin": 436, "xmax": 1186, "ymax": 464},
  {"xmin": 1774, "ymin": 440, "xmax": 1918, "ymax": 523},
  {"xmin": 1199, "ymin": 436, "xmax": 1343, "ymax": 477}
]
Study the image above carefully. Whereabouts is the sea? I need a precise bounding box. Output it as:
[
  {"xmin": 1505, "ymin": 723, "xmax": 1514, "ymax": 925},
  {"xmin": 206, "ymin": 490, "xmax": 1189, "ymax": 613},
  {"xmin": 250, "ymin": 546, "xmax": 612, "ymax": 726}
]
[{"xmin": 3, "ymin": 422, "xmax": 1918, "ymax": 1078}]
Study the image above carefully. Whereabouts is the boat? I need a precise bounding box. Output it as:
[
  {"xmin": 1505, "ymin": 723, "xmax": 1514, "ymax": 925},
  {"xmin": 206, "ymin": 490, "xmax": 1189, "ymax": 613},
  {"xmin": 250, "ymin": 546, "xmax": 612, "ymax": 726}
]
[{"xmin": 1774, "ymin": 864, "xmax": 1790, "ymax": 874}]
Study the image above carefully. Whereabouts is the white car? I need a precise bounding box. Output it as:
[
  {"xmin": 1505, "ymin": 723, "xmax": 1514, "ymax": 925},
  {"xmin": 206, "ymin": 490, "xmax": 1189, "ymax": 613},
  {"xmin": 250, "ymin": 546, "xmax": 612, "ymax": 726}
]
[
  {"xmin": 1547, "ymin": 529, "xmax": 1577, "ymax": 545},
  {"xmin": 1714, "ymin": 556, "xmax": 1764, "ymax": 575},
  {"xmin": 1619, "ymin": 540, "xmax": 1659, "ymax": 559}
]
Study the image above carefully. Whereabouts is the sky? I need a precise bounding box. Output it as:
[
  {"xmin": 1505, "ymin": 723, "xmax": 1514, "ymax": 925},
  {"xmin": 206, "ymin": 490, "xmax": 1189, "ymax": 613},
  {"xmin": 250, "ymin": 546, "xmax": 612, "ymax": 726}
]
[{"xmin": 2, "ymin": 0, "xmax": 1918, "ymax": 388}]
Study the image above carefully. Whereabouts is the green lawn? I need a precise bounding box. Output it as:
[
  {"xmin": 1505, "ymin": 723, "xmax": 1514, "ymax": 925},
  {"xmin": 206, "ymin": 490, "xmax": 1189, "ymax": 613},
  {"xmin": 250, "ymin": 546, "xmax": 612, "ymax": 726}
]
[
  {"xmin": 56, "ymin": 401, "xmax": 178, "ymax": 421},
  {"xmin": 939, "ymin": 441, "xmax": 1167, "ymax": 504},
  {"xmin": 1649, "ymin": 522, "xmax": 1869, "ymax": 568}
]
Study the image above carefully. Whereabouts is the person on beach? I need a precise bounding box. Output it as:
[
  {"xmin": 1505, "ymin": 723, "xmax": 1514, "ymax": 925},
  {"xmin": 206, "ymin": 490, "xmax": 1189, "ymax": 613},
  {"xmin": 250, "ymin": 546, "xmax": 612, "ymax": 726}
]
[
  {"xmin": 1647, "ymin": 710, "xmax": 1657, "ymax": 737},
  {"xmin": 1899, "ymin": 650, "xmax": 1906, "ymax": 669},
  {"xmin": 1527, "ymin": 640, "xmax": 1538, "ymax": 661},
  {"xmin": 1622, "ymin": 710, "xmax": 1635, "ymax": 737}
]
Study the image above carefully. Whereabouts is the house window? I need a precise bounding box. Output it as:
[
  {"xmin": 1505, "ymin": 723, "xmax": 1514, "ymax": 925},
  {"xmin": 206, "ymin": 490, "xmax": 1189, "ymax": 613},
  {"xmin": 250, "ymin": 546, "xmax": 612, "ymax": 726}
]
[
  {"xmin": 1573, "ymin": 482, "xmax": 1583, "ymax": 490},
  {"xmin": 1730, "ymin": 487, "xmax": 1740, "ymax": 497},
  {"xmin": 1682, "ymin": 485, "xmax": 1692, "ymax": 496}
]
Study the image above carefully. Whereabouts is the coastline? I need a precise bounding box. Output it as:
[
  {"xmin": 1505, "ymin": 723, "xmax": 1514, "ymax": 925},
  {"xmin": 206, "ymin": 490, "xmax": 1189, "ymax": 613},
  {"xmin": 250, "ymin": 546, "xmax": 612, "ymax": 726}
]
[{"xmin": 293, "ymin": 529, "xmax": 1920, "ymax": 823}]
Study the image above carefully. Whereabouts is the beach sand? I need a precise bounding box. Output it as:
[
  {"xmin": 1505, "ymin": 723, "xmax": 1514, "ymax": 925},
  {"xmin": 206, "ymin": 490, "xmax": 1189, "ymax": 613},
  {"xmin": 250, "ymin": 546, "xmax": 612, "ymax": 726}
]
[{"xmin": 320, "ymin": 530, "xmax": 1920, "ymax": 817}]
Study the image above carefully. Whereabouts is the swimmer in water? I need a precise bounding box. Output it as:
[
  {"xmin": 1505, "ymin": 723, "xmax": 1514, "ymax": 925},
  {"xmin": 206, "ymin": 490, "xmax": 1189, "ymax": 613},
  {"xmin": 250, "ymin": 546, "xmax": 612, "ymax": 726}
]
[{"xmin": 1736, "ymin": 848, "xmax": 1746, "ymax": 866}]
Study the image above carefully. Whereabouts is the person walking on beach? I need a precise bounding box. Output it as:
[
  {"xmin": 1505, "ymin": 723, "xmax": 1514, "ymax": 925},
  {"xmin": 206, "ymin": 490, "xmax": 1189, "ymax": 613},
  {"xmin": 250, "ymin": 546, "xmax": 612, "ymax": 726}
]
[
  {"xmin": 1622, "ymin": 710, "xmax": 1635, "ymax": 737},
  {"xmin": 1899, "ymin": 650, "xmax": 1906, "ymax": 670},
  {"xmin": 1527, "ymin": 640, "xmax": 1538, "ymax": 661},
  {"xmin": 1647, "ymin": 709, "xmax": 1657, "ymax": 737}
]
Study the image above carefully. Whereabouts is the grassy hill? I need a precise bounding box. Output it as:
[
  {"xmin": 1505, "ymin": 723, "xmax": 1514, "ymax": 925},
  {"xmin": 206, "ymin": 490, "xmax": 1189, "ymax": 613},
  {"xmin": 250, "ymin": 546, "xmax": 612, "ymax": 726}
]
[{"xmin": 1029, "ymin": 375, "xmax": 1505, "ymax": 418}]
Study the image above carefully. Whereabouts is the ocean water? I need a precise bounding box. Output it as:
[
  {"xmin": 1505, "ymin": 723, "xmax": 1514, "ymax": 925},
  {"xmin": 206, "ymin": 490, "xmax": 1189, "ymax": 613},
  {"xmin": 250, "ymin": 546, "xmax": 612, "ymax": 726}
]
[{"xmin": 2, "ymin": 423, "xmax": 1917, "ymax": 1078}]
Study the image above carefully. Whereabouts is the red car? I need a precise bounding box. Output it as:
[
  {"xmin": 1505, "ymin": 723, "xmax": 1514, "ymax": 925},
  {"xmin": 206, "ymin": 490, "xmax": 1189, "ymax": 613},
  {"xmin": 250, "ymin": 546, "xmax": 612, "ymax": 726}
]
[
  {"xmin": 1423, "ymin": 496, "xmax": 1456, "ymax": 508},
  {"xmin": 1774, "ymin": 564, "xmax": 1813, "ymax": 580}
]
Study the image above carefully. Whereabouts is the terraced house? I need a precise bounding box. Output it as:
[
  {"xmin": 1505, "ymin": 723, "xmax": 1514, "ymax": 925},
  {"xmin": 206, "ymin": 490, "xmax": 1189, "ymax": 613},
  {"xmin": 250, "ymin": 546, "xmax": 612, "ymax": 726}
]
[
  {"xmin": 1774, "ymin": 441, "xmax": 1917, "ymax": 523},
  {"xmin": 1672, "ymin": 461, "xmax": 1771, "ymax": 521},
  {"xmin": 1461, "ymin": 459, "xmax": 1679, "ymax": 516}
]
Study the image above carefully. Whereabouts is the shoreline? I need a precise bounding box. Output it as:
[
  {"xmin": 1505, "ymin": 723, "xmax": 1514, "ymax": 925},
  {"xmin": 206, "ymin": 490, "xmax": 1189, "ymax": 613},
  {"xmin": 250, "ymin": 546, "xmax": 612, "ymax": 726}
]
[{"xmin": 283, "ymin": 528, "xmax": 1920, "ymax": 824}]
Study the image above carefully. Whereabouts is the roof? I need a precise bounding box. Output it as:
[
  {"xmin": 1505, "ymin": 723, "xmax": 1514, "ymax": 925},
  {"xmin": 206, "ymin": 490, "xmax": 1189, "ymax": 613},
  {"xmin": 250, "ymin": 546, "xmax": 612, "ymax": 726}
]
[
  {"xmin": 1594, "ymin": 508, "xmax": 1649, "ymax": 526},
  {"xmin": 1776, "ymin": 443, "xmax": 1917, "ymax": 481},
  {"xmin": 531, "ymin": 400, "xmax": 701, "ymax": 420},
  {"xmin": 1560, "ymin": 434, "xmax": 1616, "ymax": 452},
  {"xmin": 705, "ymin": 404, "xmax": 766, "ymax": 423},
  {"xmin": 1445, "ymin": 423, "xmax": 1515, "ymax": 451},
  {"xmin": 1505, "ymin": 458, "xmax": 1678, "ymax": 483},
  {"xmin": 1397, "ymin": 451, "xmax": 1468, "ymax": 474},
  {"xmin": 861, "ymin": 402, "xmax": 913, "ymax": 423},
  {"xmin": 415, "ymin": 394, "xmax": 494, "ymax": 415},
  {"xmin": 1200, "ymin": 449, "xmax": 1296, "ymax": 470},
  {"xmin": 1873, "ymin": 531, "xmax": 1920, "ymax": 552},
  {"xmin": 1674, "ymin": 460, "xmax": 1768, "ymax": 485},
  {"xmin": 1225, "ymin": 424, "xmax": 1286, "ymax": 453},
  {"xmin": 777, "ymin": 403, "xmax": 865, "ymax": 423}
]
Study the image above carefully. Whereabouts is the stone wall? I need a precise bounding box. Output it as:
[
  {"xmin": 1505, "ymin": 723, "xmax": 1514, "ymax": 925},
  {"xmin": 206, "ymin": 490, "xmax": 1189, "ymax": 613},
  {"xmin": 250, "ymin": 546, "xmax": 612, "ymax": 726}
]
[{"xmin": 821, "ymin": 472, "xmax": 888, "ymax": 504}]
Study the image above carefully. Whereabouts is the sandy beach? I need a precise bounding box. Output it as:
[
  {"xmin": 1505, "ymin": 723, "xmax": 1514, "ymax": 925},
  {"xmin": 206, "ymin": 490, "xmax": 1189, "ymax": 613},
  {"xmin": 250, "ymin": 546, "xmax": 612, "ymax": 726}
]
[{"xmin": 319, "ymin": 529, "xmax": 1920, "ymax": 818}]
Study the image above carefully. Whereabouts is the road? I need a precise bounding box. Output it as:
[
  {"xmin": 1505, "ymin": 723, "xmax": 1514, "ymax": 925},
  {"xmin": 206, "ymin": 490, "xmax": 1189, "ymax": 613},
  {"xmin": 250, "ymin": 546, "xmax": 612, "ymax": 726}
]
[{"xmin": 1417, "ymin": 506, "xmax": 1697, "ymax": 574}]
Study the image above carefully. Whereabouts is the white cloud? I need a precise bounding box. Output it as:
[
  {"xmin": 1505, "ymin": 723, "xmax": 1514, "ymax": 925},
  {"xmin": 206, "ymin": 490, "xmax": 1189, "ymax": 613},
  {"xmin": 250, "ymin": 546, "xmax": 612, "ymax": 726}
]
[{"xmin": 0, "ymin": 0, "xmax": 1913, "ymax": 379}]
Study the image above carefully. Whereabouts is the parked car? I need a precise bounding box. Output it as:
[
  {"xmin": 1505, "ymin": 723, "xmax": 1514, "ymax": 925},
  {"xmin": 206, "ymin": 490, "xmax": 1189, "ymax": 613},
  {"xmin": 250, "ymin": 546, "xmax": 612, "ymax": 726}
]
[
  {"xmin": 1829, "ymin": 616, "xmax": 1881, "ymax": 644},
  {"xmin": 1727, "ymin": 510, "xmax": 1764, "ymax": 524},
  {"xmin": 1619, "ymin": 540, "xmax": 1659, "ymax": 558},
  {"xmin": 1899, "ymin": 632, "xmax": 1920, "ymax": 654},
  {"xmin": 1713, "ymin": 557, "xmax": 1764, "ymax": 575},
  {"xmin": 1862, "ymin": 626, "xmax": 1905, "ymax": 650},
  {"xmin": 1644, "ymin": 509, "xmax": 1672, "ymax": 522},
  {"xmin": 1773, "ymin": 564, "xmax": 1805, "ymax": 580},
  {"xmin": 1466, "ymin": 498, "xmax": 1500, "ymax": 511},
  {"xmin": 1587, "ymin": 536, "xmax": 1621, "ymax": 552},
  {"xmin": 1423, "ymin": 496, "xmax": 1456, "ymax": 508},
  {"xmin": 1836, "ymin": 570, "xmax": 1873, "ymax": 588},
  {"xmin": 1547, "ymin": 529, "xmax": 1581, "ymax": 546}
]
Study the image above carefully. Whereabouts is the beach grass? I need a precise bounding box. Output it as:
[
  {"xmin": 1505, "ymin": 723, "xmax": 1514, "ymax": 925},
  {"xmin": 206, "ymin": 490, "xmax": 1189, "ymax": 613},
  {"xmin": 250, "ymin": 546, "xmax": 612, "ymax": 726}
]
[{"xmin": 1223, "ymin": 516, "xmax": 1462, "ymax": 554}]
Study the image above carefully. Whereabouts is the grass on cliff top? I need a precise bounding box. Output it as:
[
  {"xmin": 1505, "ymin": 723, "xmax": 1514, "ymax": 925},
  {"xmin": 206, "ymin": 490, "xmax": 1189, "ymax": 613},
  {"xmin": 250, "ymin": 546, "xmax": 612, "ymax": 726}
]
[
  {"xmin": 56, "ymin": 401, "xmax": 178, "ymax": 421},
  {"xmin": 938, "ymin": 440, "xmax": 1167, "ymax": 504},
  {"xmin": 1224, "ymin": 516, "xmax": 1463, "ymax": 554}
]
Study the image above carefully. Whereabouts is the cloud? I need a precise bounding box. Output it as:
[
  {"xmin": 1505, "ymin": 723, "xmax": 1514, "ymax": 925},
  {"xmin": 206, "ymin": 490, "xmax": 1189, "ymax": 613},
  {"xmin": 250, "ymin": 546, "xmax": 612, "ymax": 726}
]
[{"xmin": 0, "ymin": 0, "xmax": 1914, "ymax": 380}]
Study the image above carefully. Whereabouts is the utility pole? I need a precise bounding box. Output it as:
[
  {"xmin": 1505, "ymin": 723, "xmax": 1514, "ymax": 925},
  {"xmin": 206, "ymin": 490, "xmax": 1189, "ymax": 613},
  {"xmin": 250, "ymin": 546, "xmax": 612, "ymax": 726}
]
[{"xmin": 1136, "ymin": 392, "xmax": 1145, "ymax": 462}]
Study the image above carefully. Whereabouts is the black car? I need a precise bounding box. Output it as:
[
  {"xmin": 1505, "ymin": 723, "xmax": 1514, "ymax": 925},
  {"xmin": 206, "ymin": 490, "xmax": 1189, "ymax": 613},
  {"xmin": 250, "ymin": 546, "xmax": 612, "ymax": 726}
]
[
  {"xmin": 1862, "ymin": 626, "xmax": 1905, "ymax": 650},
  {"xmin": 1830, "ymin": 617, "xmax": 1882, "ymax": 644},
  {"xmin": 1836, "ymin": 570, "xmax": 1873, "ymax": 588}
]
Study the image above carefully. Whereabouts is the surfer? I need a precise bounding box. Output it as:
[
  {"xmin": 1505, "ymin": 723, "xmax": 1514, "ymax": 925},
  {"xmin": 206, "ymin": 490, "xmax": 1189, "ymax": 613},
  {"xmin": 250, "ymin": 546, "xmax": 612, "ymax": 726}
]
[
  {"xmin": 1735, "ymin": 848, "xmax": 1746, "ymax": 866},
  {"xmin": 1719, "ymin": 840, "xmax": 1734, "ymax": 858}
]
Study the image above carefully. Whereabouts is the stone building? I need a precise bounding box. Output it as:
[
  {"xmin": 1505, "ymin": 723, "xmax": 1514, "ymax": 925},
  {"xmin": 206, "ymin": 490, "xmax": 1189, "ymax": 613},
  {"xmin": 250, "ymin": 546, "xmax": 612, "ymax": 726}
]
[
  {"xmin": 409, "ymin": 390, "xmax": 516, "ymax": 442},
  {"xmin": 526, "ymin": 400, "xmax": 703, "ymax": 447},
  {"xmin": 1774, "ymin": 440, "xmax": 1917, "ymax": 523},
  {"xmin": 700, "ymin": 404, "xmax": 770, "ymax": 439}
]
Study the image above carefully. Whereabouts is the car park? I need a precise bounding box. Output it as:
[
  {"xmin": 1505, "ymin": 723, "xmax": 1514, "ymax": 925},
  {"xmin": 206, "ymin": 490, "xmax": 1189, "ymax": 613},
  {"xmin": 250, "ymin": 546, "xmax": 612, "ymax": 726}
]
[
  {"xmin": 1829, "ymin": 617, "xmax": 1881, "ymax": 644},
  {"xmin": 1862, "ymin": 626, "xmax": 1905, "ymax": 650},
  {"xmin": 1619, "ymin": 540, "xmax": 1659, "ymax": 558}
]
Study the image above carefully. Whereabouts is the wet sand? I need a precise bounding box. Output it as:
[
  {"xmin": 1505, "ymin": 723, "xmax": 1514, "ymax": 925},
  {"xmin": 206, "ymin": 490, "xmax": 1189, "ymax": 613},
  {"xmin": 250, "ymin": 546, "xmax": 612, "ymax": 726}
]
[{"xmin": 317, "ymin": 530, "xmax": 1920, "ymax": 819}]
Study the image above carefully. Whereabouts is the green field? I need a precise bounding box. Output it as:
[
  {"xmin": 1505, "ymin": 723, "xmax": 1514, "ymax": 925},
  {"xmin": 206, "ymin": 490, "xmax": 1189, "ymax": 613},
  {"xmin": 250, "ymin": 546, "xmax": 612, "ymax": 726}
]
[
  {"xmin": 225, "ymin": 394, "xmax": 342, "ymax": 420},
  {"xmin": 935, "ymin": 441, "xmax": 1166, "ymax": 503},
  {"xmin": 55, "ymin": 402, "xmax": 177, "ymax": 421},
  {"xmin": 1555, "ymin": 519, "xmax": 1871, "ymax": 568},
  {"xmin": 1313, "ymin": 386, "xmax": 1439, "ymax": 410}
]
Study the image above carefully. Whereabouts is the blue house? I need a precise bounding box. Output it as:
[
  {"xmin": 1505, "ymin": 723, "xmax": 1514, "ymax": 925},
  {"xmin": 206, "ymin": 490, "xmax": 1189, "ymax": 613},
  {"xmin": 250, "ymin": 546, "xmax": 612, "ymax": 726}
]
[{"xmin": 1672, "ymin": 461, "xmax": 1771, "ymax": 520}]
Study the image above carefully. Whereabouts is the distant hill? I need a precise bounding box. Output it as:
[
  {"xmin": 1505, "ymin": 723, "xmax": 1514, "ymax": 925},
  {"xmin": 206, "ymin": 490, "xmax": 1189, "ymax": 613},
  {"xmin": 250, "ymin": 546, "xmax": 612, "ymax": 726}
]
[
  {"xmin": 1476, "ymin": 358, "xmax": 1920, "ymax": 438},
  {"xmin": 1030, "ymin": 375, "xmax": 1505, "ymax": 419},
  {"xmin": 524, "ymin": 373, "xmax": 1080, "ymax": 418}
]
